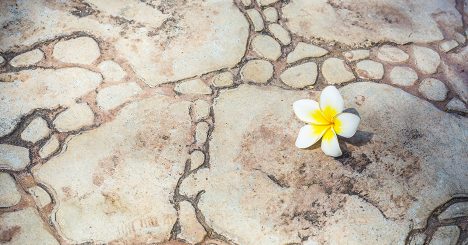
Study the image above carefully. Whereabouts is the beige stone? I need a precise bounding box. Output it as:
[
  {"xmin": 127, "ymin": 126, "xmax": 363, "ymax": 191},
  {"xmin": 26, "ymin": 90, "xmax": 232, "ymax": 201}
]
[
  {"xmin": 268, "ymin": 23, "xmax": 291, "ymax": 45},
  {"xmin": 389, "ymin": 66, "xmax": 418, "ymax": 86},
  {"xmin": 0, "ymin": 173, "xmax": 21, "ymax": 207},
  {"xmin": 28, "ymin": 186, "xmax": 51, "ymax": 208},
  {"xmin": 322, "ymin": 58, "xmax": 355, "ymax": 84},
  {"xmin": 53, "ymin": 37, "xmax": 100, "ymax": 64},
  {"xmin": 175, "ymin": 79, "xmax": 212, "ymax": 95},
  {"xmin": 0, "ymin": 55, "xmax": 4, "ymax": 65},
  {"xmin": 246, "ymin": 9, "xmax": 264, "ymax": 32},
  {"xmin": 377, "ymin": 45, "xmax": 409, "ymax": 63},
  {"xmin": 211, "ymin": 72, "xmax": 234, "ymax": 88},
  {"xmin": 10, "ymin": 49, "xmax": 44, "ymax": 67},
  {"xmin": 190, "ymin": 150, "xmax": 205, "ymax": 170},
  {"xmin": 343, "ymin": 49, "xmax": 370, "ymax": 62},
  {"xmin": 280, "ymin": 62, "xmax": 318, "ymax": 88},
  {"xmin": 252, "ymin": 35, "xmax": 281, "ymax": 61},
  {"xmin": 53, "ymin": 103, "xmax": 95, "ymax": 132},
  {"xmin": 439, "ymin": 40, "xmax": 459, "ymax": 52},
  {"xmin": 98, "ymin": 60, "xmax": 126, "ymax": 82},
  {"xmin": 355, "ymin": 60, "xmax": 384, "ymax": 80},
  {"xmin": 257, "ymin": 0, "xmax": 280, "ymax": 6},
  {"xmin": 446, "ymin": 98, "xmax": 467, "ymax": 113},
  {"xmin": 429, "ymin": 226, "xmax": 459, "ymax": 245},
  {"xmin": 179, "ymin": 201, "xmax": 206, "ymax": 243},
  {"xmin": 39, "ymin": 135, "xmax": 60, "ymax": 159},
  {"xmin": 0, "ymin": 208, "xmax": 59, "ymax": 245},
  {"xmin": 287, "ymin": 42, "xmax": 328, "ymax": 63},
  {"xmin": 240, "ymin": 59, "xmax": 274, "ymax": 84},
  {"xmin": 0, "ymin": 144, "xmax": 30, "ymax": 171},
  {"xmin": 241, "ymin": 0, "xmax": 251, "ymax": 6},
  {"xmin": 0, "ymin": 68, "xmax": 102, "ymax": 137},
  {"xmin": 195, "ymin": 122, "xmax": 209, "ymax": 145},
  {"xmin": 418, "ymin": 78, "xmax": 448, "ymax": 101},
  {"xmin": 21, "ymin": 117, "xmax": 50, "ymax": 143},
  {"xmin": 411, "ymin": 46, "xmax": 440, "ymax": 74},
  {"xmin": 97, "ymin": 82, "xmax": 142, "ymax": 111},
  {"xmin": 263, "ymin": 7, "xmax": 278, "ymax": 22},
  {"xmin": 192, "ymin": 100, "xmax": 211, "ymax": 121},
  {"xmin": 33, "ymin": 94, "xmax": 192, "ymax": 243}
]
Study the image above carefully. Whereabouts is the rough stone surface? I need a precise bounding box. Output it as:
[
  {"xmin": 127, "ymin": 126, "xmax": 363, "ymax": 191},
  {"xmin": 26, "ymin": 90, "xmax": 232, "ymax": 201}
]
[
  {"xmin": 0, "ymin": 208, "xmax": 59, "ymax": 244},
  {"xmin": 257, "ymin": 0, "xmax": 280, "ymax": 6},
  {"xmin": 9, "ymin": 49, "xmax": 44, "ymax": 67},
  {"xmin": 20, "ymin": 117, "xmax": 50, "ymax": 143},
  {"xmin": 377, "ymin": 45, "xmax": 409, "ymax": 63},
  {"xmin": 98, "ymin": 60, "xmax": 126, "ymax": 83},
  {"xmin": 454, "ymin": 32, "xmax": 466, "ymax": 44},
  {"xmin": 418, "ymin": 78, "xmax": 448, "ymax": 101},
  {"xmin": 439, "ymin": 40, "xmax": 459, "ymax": 52},
  {"xmin": 182, "ymin": 83, "xmax": 467, "ymax": 244},
  {"xmin": 53, "ymin": 37, "xmax": 100, "ymax": 65},
  {"xmin": 97, "ymin": 82, "xmax": 142, "ymax": 111},
  {"xmin": 0, "ymin": 144, "xmax": 30, "ymax": 171},
  {"xmin": 287, "ymin": 42, "xmax": 328, "ymax": 63},
  {"xmin": 322, "ymin": 58, "xmax": 355, "ymax": 84},
  {"xmin": 429, "ymin": 226, "xmax": 459, "ymax": 245},
  {"xmin": 446, "ymin": 98, "xmax": 468, "ymax": 113},
  {"xmin": 27, "ymin": 186, "xmax": 52, "ymax": 208},
  {"xmin": 192, "ymin": 100, "xmax": 211, "ymax": 121},
  {"xmin": 211, "ymin": 72, "xmax": 234, "ymax": 88},
  {"xmin": 0, "ymin": 173, "xmax": 21, "ymax": 207},
  {"xmin": 190, "ymin": 150, "xmax": 205, "ymax": 171},
  {"xmin": 411, "ymin": 46, "xmax": 440, "ymax": 74},
  {"xmin": 355, "ymin": 60, "xmax": 384, "ymax": 80},
  {"xmin": 195, "ymin": 121, "xmax": 209, "ymax": 145},
  {"xmin": 241, "ymin": 0, "xmax": 251, "ymax": 6},
  {"xmin": 439, "ymin": 202, "xmax": 468, "ymax": 219},
  {"xmin": 53, "ymin": 103, "xmax": 95, "ymax": 132},
  {"xmin": 263, "ymin": 7, "xmax": 278, "ymax": 22},
  {"xmin": 282, "ymin": 0, "xmax": 462, "ymax": 46},
  {"xmin": 179, "ymin": 201, "xmax": 206, "ymax": 243},
  {"xmin": 0, "ymin": 55, "xmax": 4, "ymax": 64},
  {"xmin": 251, "ymin": 35, "xmax": 281, "ymax": 61},
  {"xmin": 240, "ymin": 59, "xmax": 274, "ymax": 84},
  {"xmin": 389, "ymin": 66, "xmax": 418, "ymax": 86},
  {"xmin": 39, "ymin": 135, "xmax": 60, "ymax": 159},
  {"xmin": 33, "ymin": 94, "xmax": 192, "ymax": 243},
  {"xmin": 280, "ymin": 62, "xmax": 318, "ymax": 88},
  {"xmin": 0, "ymin": 68, "xmax": 102, "ymax": 137},
  {"xmin": 343, "ymin": 49, "xmax": 370, "ymax": 62},
  {"xmin": 268, "ymin": 23, "xmax": 291, "ymax": 45},
  {"xmin": 246, "ymin": 9, "xmax": 264, "ymax": 32},
  {"xmin": 441, "ymin": 47, "xmax": 468, "ymax": 103},
  {"xmin": 175, "ymin": 79, "xmax": 212, "ymax": 95}
]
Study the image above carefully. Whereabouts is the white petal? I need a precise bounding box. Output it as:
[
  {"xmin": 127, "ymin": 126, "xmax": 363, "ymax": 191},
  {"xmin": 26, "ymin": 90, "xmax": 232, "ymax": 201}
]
[
  {"xmin": 293, "ymin": 99, "xmax": 329, "ymax": 125},
  {"xmin": 334, "ymin": 113, "xmax": 360, "ymax": 138},
  {"xmin": 321, "ymin": 128, "xmax": 342, "ymax": 157},
  {"xmin": 319, "ymin": 86, "xmax": 344, "ymax": 120},
  {"xmin": 295, "ymin": 124, "xmax": 329, "ymax": 148}
]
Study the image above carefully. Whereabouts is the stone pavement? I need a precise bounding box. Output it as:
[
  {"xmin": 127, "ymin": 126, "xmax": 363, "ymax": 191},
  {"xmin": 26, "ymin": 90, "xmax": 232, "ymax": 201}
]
[{"xmin": 0, "ymin": 0, "xmax": 467, "ymax": 244}]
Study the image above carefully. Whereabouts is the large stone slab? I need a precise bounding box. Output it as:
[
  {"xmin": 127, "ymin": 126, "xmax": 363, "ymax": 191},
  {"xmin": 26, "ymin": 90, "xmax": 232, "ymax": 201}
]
[
  {"xmin": 182, "ymin": 83, "xmax": 468, "ymax": 244},
  {"xmin": 32, "ymin": 94, "xmax": 193, "ymax": 243},
  {"xmin": 282, "ymin": 0, "xmax": 462, "ymax": 46}
]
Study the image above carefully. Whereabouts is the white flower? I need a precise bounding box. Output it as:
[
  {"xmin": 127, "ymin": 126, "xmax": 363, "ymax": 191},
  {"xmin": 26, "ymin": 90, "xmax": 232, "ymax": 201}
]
[{"xmin": 293, "ymin": 86, "xmax": 360, "ymax": 157}]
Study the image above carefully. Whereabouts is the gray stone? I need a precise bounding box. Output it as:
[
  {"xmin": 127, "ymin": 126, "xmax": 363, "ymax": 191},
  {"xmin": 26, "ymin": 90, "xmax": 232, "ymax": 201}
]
[
  {"xmin": 429, "ymin": 226, "xmax": 459, "ymax": 245},
  {"xmin": 439, "ymin": 202, "xmax": 468, "ymax": 219},
  {"xmin": 268, "ymin": 23, "xmax": 291, "ymax": 45},
  {"xmin": 53, "ymin": 37, "xmax": 100, "ymax": 65},
  {"xmin": 389, "ymin": 66, "xmax": 418, "ymax": 86},
  {"xmin": 322, "ymin": 58, "xmax": 355, "ymax": 84},
  {"xmin": 263, "ymin": 7, "xmax": 278, "ymax": 22},
  {"xmin": 441, "ymin": 48, "xmax": 468, "ymax": 103},
  {"xmin": 280, "ymin": 62, "xmax": 318, "ymax": 88},
  {"xmin": 377, "ymin": 45, "xmax": 409, "ymax": 63},
  {"xmin": 192, "ymin": 99, "xmax": 211, "ymax": 121},
  {"xmin": 240, "ymin": 59, "xmax": 274, "ymax": 84},
  {"xmin": 98, "ymin": 60, "xmax": 126, "ymax": 83},
  {"xmin": 439, "ymin": 40, "xmax": 459, "ymax": 52},
  {"xmin": 21, "ymin": 117, "xmax": 50, "ymax": 143},
  {"xmin": 97, "ymin": 82, "xmax": 142, "ymax": 111},
  {"xmin": 246, "ymin": 9, "xmax": 264, "ymax": 32},
  {"xmin": 446, "ymin": 98, "xmax": 467, "ymax": 113},
  {"xmin": 287, "ymin": 42, "xmax": 328, "ymax": 63},
  {"xmin": 39, "ymin": 135, "xmax": 60, "ymax": 159},
  {"xmin": 252, "ymin": 35, "xmax": 281, "ymax": 61},
  {"xmin": 175, "ymin": 79, "xmax": 212, "ymax": 95},
  {"xmin": 211, "ymin": 72, "xmax": 234, "ymax": 88},
  {"xmin": 10, "ymin": 49, "xmax": 44, "ymax": 67},
  {"xmin": 0, "ymin": 173, "xmax": 21, "ymax": 207},
  {"xmin": 411, "ymin": 46, "xmax": 440, "ymax": 74},
  {"xmin": 355, "ymin": 60, "xmax": 384, "ymax": 80},
  {"xmin": 343, "ymin": 49, "xmax": 370, "ymax": 62},
  {"xmin": 53, "ymin": 103, "xmax": 95, "ymax": 132},
  {"xmin": 0, "ymin": 144, "xmax": 30, "ymax": 171},
  {"xmin": 454, "ymin": 33, "xmax": 466, "ymax": 44},
  {"xmin": 418, "ymin": 78, "xmax": 448, "ymax": 101}
]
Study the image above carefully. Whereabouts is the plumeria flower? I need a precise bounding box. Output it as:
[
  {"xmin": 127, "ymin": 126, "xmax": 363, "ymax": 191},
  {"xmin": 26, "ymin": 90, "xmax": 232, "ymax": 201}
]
[{"xmin": 293, "ymin": 86, "xmax": 360, "ymax": 157}]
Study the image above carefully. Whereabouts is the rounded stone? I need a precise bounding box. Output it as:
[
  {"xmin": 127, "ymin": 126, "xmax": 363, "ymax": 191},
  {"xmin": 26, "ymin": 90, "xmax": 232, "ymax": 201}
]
[
  {"xmin": 211, "ymin": 72, "xmax": 234, "ymax": 88},
  {"xmin": 175, "ymin": 79, "xmax": 212, "ymax": 95},
  {"xmin": 252, "ymin": 35, "xmax": 281, "ymax": 61},
  {"xmin": 389, "ymin": 66, "xmax": 418, "ymax": 86},
  {"xmin": 377, "ymin": 45, "xmax": 409, "ymax": 63},
  {"xmin": 280, "ymin": 62, "xmax": 318, "ymax": 88},
  {"xmin": 246, "ymin": 9, "xmax": 264, "ymax": 32},
  {"xmin": 411, "ymin": 46, "xmax": 440, "ymax": 74},
  {"xmin": 322, "ymin": 58, "xmax": 355, "ymax": 84},
  {"xmin": 190, "ymin": 150, "xmax": 205, "ymax": 170},
  {"xmin": 429, "ymin": 226, "xmax": 459, "ymax": 245},
  {"xmin": 268, "ymin": 23, "xmax": 291, "ymax": 45},
  {"xmin": 39, "ymin": 135, "xmax": 60, "ymax": 159},
  {"xmin": 0, "ymin": 144, "xmax": 30, "ymax": 171},
  {"xmin": 97, "ymin": 82, "xmax": 142, "ymax": 111},
  {"xmin": 98, "ymin": 60, "xmax": 126, "ymax": 82},
  {"xmin": 418, "ymin": 78, "xmax": 448, "ymax": 101},
  {"xmin": 21, "ymin": 117, "xmax": 50, "ymax": 143},
  {"xmin": 240, "ymin": 59, "xmax": 274, "ymax": 84},
  {"xmin": 439, "ymin": 40, "xmax": 458, "ymax": 53},
  {"xmin": 343, "ymin": 49, "xmax": 370, "ymax": 62},
  {"xmin": 355, "ymin": 60, "xmax": 384, "ymax": 80},
  {"xmin": 287, "ymin": 42, "xmax": 328, "ymax": 63},
  {"xmin": 263, "ymin": 7, "xmax": 278, "ymax": 22},
  {"xmin": 53, "ymin": 103, "xmax": 95, "ymax": 132},
  {"xmin": 195, "ymin": 121, "xmax": 210, "ymax": 145},
  {"xmin": 27, "ymin": 186, "xmax": 51, "ymax": 208},
  {"xmin": 0, "ymin": 173, "xmax": 21, "ymax": 207},
  {"xmin": 192, "ymin": 99, "xmax": 211, "ymax": 121},
  {"xmin": 0, "ymin": 55, "xmax": 4, "ymax": 65},
  {"xmin": 446, "ymin": 98, "xmax": 467, "ymax": 113},
  {"xmin": 10, "ymin": 49, "xmax": 44, "ymax": 67},
  {"xmin": 53, "ymin": 37, "xmax": 100, "ymax": 65}
]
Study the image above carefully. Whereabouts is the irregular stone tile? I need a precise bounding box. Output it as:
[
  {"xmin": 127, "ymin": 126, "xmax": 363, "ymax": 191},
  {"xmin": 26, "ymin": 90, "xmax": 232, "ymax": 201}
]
[
  {"xmin": 240, "ymin": 59, "xmax": 273, "ymax": 84},
  {"xmin": 183, "ymin": 83, "xmax": 467, "ymax": 244},
  {"xmin": 439, "ymin": 202, "xmax": 468, "ymax": 219},
  {"xmin": 0, "ymin": 55, "xmax": 4, "ymax": 65},
  {"xmin": 241, "ymin": 0, "xmax": 252, "ymax": 6},
  {"xmin": 389, "ymin": 66, "xmax": 418, "ymax": 86},
  {"xmin": 454, "ymin": 32, "xmax": 466, "ymax": 44},
  {"xmin": 252, "ymin": 35, "xmax": 281, "ymax": 61},
  {"xmin": 268, "ymin": 23, "xmax": 291, "ymax": 45},
  {"xmin": 263, "ymin": 7, "xmax": 278, "ymax": 22},
  {"xmin": 411, "ymin": 46, "xmax": 440, "ymax": 74},
  {"xmin": 178, "ymin": 201, "xmax": 206, "ymax": 244},
  {"xmin": 246, "ymin": 9, "xmax": 264, "ymax": 32},
  {"xmin": 190, "ymin": 150, "xmax": 205, "ymax": 170},
  {"xmin": 21, "ymin": 117, "xmax": 50, "ymax": 143},
  {"xmin": 418, "ymin": 78, "xmax": 448, "ymax": 101},
  {"xmin": 441, "ymin": 47, "xmax": 468, "ymax": 103},
  {"xmin": 27, "ymin": 186, "xmax": 51, "ymax": 208},
  {"xmin": 0, "ymin": 173, "xmax": 21, "ymax": 207},
  {"xmin": 408, "ymin": 233, "xmax": 427, "ymax": 245},
  {"xmin": 195, "ymin": 122, "xmax": 209, "ymax": 145},
  {"xmin": 287, "ymin": 42, "xmax": 328, "ymax": 63},
  {"xmin": 0, "ymin": 144, "xmax": 29, "ymax": 171},
  {"xmin": 280, "ymin": 62, "xmax": 318, "ymax": 88},
  {"xmin": 0, "ymin": 68, "xmax": 102, "ymax": 137},
  {"xmin": 377, "ymin": 45, "xmax": 409, "ymax": 63},
  {"xmin": 322, "ymin": 58, "xmax": 355, "ymax": 84},
  {"xmin": 446, "ymin": 98, "xmax": 467, "ymax": 113},
  {"xmin": 9, "ymin": 49, "xmax": 44, "ymax": 67},
  {"xmin": 343, "ymin": 49, "xmax": 370, "ymax": 62},
  {"xmin": 429, "ymin": 226, "xmax": 459, "ymax": 245},
  {"xmin": 211, "ymin": 72, "xmax": 234, "ymax": 88},
  {"xmin": 53, "ymin": 103, "xmax": 94, "ymax": 132},
  {"xmin": 355, "ymin": 60, "xmax": 384, "ymax": 80},
  {"xmin": 39, "ymin": 135, "xmax": 60, "ymax": 159},
  {"xmin": 175, "ymin": 79, "xmax": 212, "ymax": 95},
  {"xmin": 282, "ymin": 0, "xmax": 461, "ymax": 45},
  {"xmin": 98, "ymin": 60, "xmax": 126, "ymax": 83},
  {"xmin": 0, "ymin": 208, "xmax": 59, "ymax": 244},
  {"xmin": 192, "ymin": 100, "xmax": 210, "ymax": 121},
  {"xmin": 257, "ymin": 0, "xmax": 280, "ymax": 6},
  {"xmin": 97, "ymin": 82, "xmax": 142, "ymax": 111},
  {"xmin": 33, "ymin": 94, "xmax": 192, "ymax": 243},
  {"xmin": 439, "ymin": 40, "xmax": 459, "ymax": 52},
  {"xmin": 53, "ymin": 37, "xmax": 100, "ymax": 65}
]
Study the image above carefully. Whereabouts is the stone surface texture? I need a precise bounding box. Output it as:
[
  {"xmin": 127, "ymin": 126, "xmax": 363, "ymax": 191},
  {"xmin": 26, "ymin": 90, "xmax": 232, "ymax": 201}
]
[
  {"xmin": 355, "ymin": 60, "xmax": 384, "ymax": 80},
  {"xmin": 418, "ymin": 78, "xmax": 448, "ymax": 101},
  {"xmin": 53, "ymin": 103, "xmax": 95, "ymax": 132},
  {"xmin": 322, "ymin": 58, "xmax": 355, "ymax": 84},
  {"xmin": 175, "ymin": 79, "xmax": 212, "ymax": 95},
  {"xmin": 0, "ymin": 173, "xmax": 21, "ymax": 208},
  {"xmin": 10, "ymin": 49, "xmax": 44, "ymax": 67},
  {"xmin": 240, "ymin": 59, "xmax": 274, "ymax": 84},
  {"xmin": 20, "ymin": 117, "xmax": 50, "ymax": 143},
  {"xmin": 251, "ymin": 35, "xmax": 281, "ymax": 60},
  {"xmin": 411, "ymin": 46, "xmax": 440, "ymax": 74},
  {"xmin": 53, "ymin": 37, "xmax": 100, "ymax": 65},
  {"xmin": 287, "ymin": 42, "xmax": 328, "ymax": 63},
  {"xmin": 0, "ymin": 144, "xmax": 30, "ymax": 171},
  {"xmin": 280, "ymin": 62, "xmax": 318, "ymax": 88},
  {"xmin": 97, "ymin": 82, "xmax": 142, "ymax": 111},
  {"xmin": 389, "ymin": 66, "xmax": 418, "ymax": 86}
]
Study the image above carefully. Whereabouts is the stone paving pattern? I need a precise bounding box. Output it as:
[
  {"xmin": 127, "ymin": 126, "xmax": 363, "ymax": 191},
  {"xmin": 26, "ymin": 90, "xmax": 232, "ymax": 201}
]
[{"xmin": 0, "ymin": 0, "xmax": 467, "ymax": 244}]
